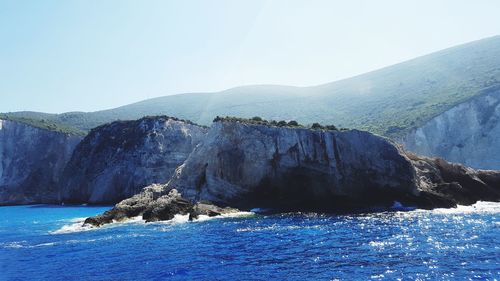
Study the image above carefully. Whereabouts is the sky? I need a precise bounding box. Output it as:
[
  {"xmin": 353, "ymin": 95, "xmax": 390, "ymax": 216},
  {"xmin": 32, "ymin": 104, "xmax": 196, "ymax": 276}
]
[{"xmin": 1, "ymin": 0, "xmax": 500, "ymax": 113}]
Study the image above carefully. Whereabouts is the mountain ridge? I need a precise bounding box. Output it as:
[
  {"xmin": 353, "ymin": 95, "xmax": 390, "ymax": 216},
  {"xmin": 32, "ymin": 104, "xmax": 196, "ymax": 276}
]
[{"xmin": 3, "ymin": 35, "xmax": 500, "ymax": 138}]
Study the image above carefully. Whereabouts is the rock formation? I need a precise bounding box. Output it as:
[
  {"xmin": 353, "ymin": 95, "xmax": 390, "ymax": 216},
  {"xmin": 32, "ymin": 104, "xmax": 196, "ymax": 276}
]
[
  {"xmin": 408, "ymin": 153, "xmax": 500, "ymax": 207},
  {"xmin": 171, "ymin": 121, "xmax": 418, "ymax": 210},
  {"xmin": 84, "ymin": 184, "xmax": 239, "ymax": 226},
  {"xmin": 59, "ymin": 116, "xmax": 207, "ymax": 204},
  {"xmin": 402, "ymin": 89, "xmax": 500, "ymax": 170},
  {"xmin": 85, "ymin": 119, "xmax": 500, "ymax": 226},
  {"xmin": 0, "ymin": 119, "xmax": 82, "ymax": 205}
]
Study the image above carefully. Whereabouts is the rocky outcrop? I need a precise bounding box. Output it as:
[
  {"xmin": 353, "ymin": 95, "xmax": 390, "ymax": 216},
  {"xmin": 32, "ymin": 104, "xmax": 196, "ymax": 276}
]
[
  {"xmin": 170, "ymin": 121, "xmax": 419, "ymax": 210},
  {"xmin": 0, "ymin": 119, "xmax": 82, "ymax": 205},
  {"xmin": 84, "ymin": 185, "xmax": 191, "ymax": 226},
  {"xmin": 84, "ymin": 184, "xmax": 239, "ymax": 226},
  {"xmin": 167, "ymin": 121, "xmax": 500, "ymax": 209},
  {"xmin": 402, "ymin": 89, "xmax": 500, "ymax": 170},
  {"xmin": 85, "ymin": 120, "xmax": 500, "ymax": 226},
  {"xmin": 59, "ymin": 116, "xmax": 207, "ymax": 204},
  {"xmin": 408, "ymin": 153, "xmax": 500, "ymax": 207}
]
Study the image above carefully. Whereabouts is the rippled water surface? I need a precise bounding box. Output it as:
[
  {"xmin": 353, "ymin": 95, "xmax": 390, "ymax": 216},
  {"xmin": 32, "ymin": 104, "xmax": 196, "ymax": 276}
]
[{"xmin": 0, "ymin": 203, "xmax": 499, "ymax": 280}]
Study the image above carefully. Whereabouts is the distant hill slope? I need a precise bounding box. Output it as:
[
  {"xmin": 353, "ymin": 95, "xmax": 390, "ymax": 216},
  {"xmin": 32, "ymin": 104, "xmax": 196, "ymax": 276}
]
[
  {"xmin": 0, "ymin": 113, "xmax": 86, "ymax": 135},
  {"xmin": 4, "ymin": 35, "xmax": 500, "ymax": 137}
]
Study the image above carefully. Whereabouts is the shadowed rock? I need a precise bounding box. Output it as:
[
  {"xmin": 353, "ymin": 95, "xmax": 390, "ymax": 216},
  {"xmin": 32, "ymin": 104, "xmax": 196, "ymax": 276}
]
[
  {"xmin": 189, "ymin": 202, "xmax": 241, "ymax": 220},
  {"xmin": 0, "ymin": 119, "xmax": 82, "ymax": 205},
  {"xmin": 408, "ymin": 154, "xmax": 500, "ymax": 207},
  {"xmin": 142, "ymin": 190, "xmax": 193, "ymax": 222}
]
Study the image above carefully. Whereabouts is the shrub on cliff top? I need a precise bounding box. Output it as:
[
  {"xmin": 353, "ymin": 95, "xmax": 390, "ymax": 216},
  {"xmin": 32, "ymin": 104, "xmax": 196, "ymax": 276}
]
[
  {"xmin": 276, "ymin": 120, "xmax": 288, "ymax": 127},
  {"xmin": 212, "ymin": 116, "xmax": 345, "ymax": 131},
  {"xmin": 311, "ymin": 123, "xmax": 322, "ymax": 129},
  {"xmin": 142, "ymin": 115, "xmax": 207, "ymax": 128},
  {"xmin": 310, "ymin": 122, "xmax": 339, "ymax": 131},
  {"xmin": 213, "ymin": 116, "xmax": 269, "ymax": 126},
  {"xmin": 213, "ymin": 116, "xmax": 313, "ymax": 129},
  {"xmin": 325, "ymin": 125, "xmax": 338, "ymax": 131}
]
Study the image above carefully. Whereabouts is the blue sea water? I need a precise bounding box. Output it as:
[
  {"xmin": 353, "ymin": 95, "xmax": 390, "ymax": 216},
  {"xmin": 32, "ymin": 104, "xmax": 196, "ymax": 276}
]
[{"xmin": 0, "ymin": 203, "xmax": 499, "ymax": 281}]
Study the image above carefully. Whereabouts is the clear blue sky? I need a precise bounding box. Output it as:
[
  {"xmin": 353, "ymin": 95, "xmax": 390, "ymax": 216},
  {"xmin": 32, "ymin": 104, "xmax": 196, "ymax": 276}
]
[{"xmin": 1, "ymin": 0, "xmax": 500, "ymax": 113}]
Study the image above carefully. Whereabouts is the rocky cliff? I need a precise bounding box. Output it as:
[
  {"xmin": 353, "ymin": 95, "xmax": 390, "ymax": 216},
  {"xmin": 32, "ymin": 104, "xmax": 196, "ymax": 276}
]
[
  {"xmin": 0, "ymin": 119, "xmax": 82, "ymax": 205},
  {"xmin": 86, "ymin": 120, "xmax": 500, "ymax": 226},
  {"xmin": 59, "ymin": 116, "xmax": 207, "ymax": 204},
  {"xmin": 402, "ymin": 89, "xmax": 500, "ymax": 170},
  {"xmin": 171, "ymin": 121, "xmax": 418, "ymax": 210}
]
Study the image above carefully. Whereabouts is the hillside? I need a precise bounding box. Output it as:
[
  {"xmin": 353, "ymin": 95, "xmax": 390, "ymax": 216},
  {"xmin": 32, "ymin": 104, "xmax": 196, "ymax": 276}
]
[
  {"xmin": 4, "ymin": 35, "xmax": 500, "ymax": 137},
  {"xmin": 0, "ymin": 113, "xmax": 86, "ymax": 136}
]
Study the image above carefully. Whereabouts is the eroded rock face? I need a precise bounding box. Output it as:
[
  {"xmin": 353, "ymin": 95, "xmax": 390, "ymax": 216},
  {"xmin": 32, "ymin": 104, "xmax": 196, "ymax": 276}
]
[
  {"xmin": 402, "ymin": 90, "xmax": 500, "ymax": 170},
  {"xmin": 85, "ymin": 121, "xmax": 500, "ymax": 226},
  {"xmin": 59, "ymin": 116, "xmax": 207, "ymax": 204},
  {"xmin": 170, "ymin": 121, "xmax": 419, "ymax": 210},
  {"xmin": 0, "ymin": 120, "xmax": 82, "ymax": 205},
  {"xmin": 408, "ymin": 154, "xmax": 500, "ymax": 207}
]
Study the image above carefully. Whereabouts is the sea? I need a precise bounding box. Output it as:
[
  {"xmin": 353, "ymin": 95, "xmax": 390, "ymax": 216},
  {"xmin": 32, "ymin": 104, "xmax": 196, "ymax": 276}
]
[{"xmin": 0, "ymin": 202, "xmax": 499, "ymax": 281}]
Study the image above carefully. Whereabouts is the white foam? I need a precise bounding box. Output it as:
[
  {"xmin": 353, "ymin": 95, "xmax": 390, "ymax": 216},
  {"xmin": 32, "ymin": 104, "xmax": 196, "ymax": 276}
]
[
  {"xmin": 148, "ymin": 211, "xmax": 256, "ymax": 226},
  {"xmin": 68, "ymin": 217, "xmax": 88, "ymax": 223},
  {"xmin": 50, "ymin": 221, "xmax": 95, "ymax": 235},
  {"xmin": 34, "ymin": 242, "xmax": 56, "ymax": 247},
  {"xmin": 3, "ymin": 241, "xmax": 24, "ymax": 249},
  {"xmin": 222, "ymin": 211, "xmax": 254, "ymax": 218},
  {"xmin": 3, "ymin": 236, "xmax": 125, "ymax": 249},
  {"xmin": 50, "ymin": 216, "xmax": 144, "ymax": 235},
  {"xmin": 2, "ymin": 241, "xmax": 57, "ymax": 249},
  {"xmin": 192, "ymin": 211, "xmax": 254, "ymax": 222},
  {"xmin": 193, "ymin": 215, "xmax": 213, "ymax": 222},
  {"xmin": 169, "ymin": 214, "xmax": 190, "ymax": 224},
  {"xmin": 65, "ymin": 236, "xmax": 114, "ymax": 244},
  {"xmin": 411, "ymin": 201, "xmax": 500, "ymax": 215},
  {"xmin": 113, "ymin": 215, "xmax": 144, "ymax": 224}
]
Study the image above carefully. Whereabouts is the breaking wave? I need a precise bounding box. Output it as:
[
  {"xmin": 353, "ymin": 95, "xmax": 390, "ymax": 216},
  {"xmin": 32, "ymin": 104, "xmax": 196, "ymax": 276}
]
[
  {"xmin": 50, "ymin": 211, "xmax": 254, "ymax": 234},
  {"xmin": 408, "ymin": 201, "xmax": 500, "ymax": 215},
  {"xmin": 50, "ymin": 216, "xmax": 143, "ymax": 234}
]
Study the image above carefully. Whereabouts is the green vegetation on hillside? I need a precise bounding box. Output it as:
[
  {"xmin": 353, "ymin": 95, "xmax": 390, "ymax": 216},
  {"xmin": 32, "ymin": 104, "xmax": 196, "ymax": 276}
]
[
  {"xmin": 4, "ymin": 36, "xmax": 500, "ymax": 138},
  {"xmin": 0, "ymin": 114, "xmax": 86, "ymax": 136}
]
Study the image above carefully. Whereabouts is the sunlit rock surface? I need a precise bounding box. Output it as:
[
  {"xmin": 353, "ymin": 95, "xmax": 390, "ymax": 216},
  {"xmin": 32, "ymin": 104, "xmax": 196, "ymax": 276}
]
[
  {"xmin": 171, "ymin": 121, "xmax": 418, "ymax": 209},
  {"xmin": 403, "ymin": 90, "xmax": 500, "ymax": 170}
]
